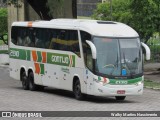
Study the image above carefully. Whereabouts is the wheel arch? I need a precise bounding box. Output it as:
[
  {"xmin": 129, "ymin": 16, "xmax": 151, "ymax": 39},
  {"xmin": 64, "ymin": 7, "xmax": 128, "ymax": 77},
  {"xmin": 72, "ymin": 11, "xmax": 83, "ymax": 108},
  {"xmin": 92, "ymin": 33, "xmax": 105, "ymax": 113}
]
[
  {"xmin": 72, "ymin": 75, "xmax": 80, "ymax": 91},
  {"xmin": 27, "ymin": 67, "xmax": 34, "ymax": 77},
  {"xmin": 20, "ymin": 66, "xmax": 27, "ymax": 81}
]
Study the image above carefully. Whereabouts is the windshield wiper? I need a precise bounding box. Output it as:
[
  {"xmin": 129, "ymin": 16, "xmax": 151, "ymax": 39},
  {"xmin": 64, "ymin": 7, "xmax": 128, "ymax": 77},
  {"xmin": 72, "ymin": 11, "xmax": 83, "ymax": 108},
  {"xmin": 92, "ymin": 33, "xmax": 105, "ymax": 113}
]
[{"xmin": 110, "ymin": 53, "xmax": 119, "ymax": 75}]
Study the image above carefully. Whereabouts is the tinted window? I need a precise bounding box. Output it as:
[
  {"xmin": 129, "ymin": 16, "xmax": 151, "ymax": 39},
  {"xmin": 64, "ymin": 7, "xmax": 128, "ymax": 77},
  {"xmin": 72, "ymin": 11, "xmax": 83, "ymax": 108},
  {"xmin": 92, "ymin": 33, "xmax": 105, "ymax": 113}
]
[
  {"xmin": 49, "ymin": 29, "xmax": 80, "ymax": 57},
  {"xmin": 69, "ymin": 30, "xmax": 80, "ymax": 56},
  {"xmin": 35, "ymin": 28, "xmax": 52, "ymax": 48},
  {"xmin": 80, "ymin": 31, "xmax": 92, "ymax": 70},
  {"xmin": 11, "ymin": 27, "xmax": 18, "ymax": 45},
  {"xmin": 11, "ymin": 26, "xmax": 80, "ymax": 56}
]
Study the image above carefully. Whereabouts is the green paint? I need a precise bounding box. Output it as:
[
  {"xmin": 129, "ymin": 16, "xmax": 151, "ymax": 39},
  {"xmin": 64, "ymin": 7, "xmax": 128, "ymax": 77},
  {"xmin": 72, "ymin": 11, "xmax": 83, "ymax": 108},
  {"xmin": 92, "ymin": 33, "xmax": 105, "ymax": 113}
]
[
  {"xmin": 109, "ymin": 77, "xmax": 142, "ymax": 85},
  {"xmin": 98, "ymin": 76, "xmax": 101, "ymax": 81},
  {"xmin": 10, "ymin": 48, "xmax": 76, "ymax": 67},
  {"xmin": 37, "ymin": 51, "xmax": 42, "ymax": 62},
  {"xmin": 10, "ymin": 48, "xmax": 27, "ymax": 60},
  {"xmin": 26, "ymin": 50, "xmax": 30, "ymax": 61},
  {"xmin": 40, "ymin": 64, "xmax": 44, "ymax": 74},
  {"xmin": 72, "ymin": 55, "xmax": 75, "ymax": 67}
]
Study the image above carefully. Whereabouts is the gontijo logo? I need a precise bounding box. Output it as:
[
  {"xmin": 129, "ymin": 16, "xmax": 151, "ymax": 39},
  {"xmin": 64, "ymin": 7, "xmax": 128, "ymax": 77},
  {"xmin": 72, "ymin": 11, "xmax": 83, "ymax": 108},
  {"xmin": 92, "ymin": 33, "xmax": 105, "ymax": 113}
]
[{"xmin": 51, "ymin": 54, "xmax": 74, "ymax": 67}]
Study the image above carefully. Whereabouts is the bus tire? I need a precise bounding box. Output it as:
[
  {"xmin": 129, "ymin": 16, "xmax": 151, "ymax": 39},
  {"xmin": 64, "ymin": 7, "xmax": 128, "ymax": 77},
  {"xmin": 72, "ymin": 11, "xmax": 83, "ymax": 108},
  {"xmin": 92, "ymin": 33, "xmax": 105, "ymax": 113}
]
[
  {"xmin": 21, "ymin": 71, "xmax": 29, "ymax": 90},
  {"xmin": 37, "ymin": 85, "xmax": 44, "ymax": 91},
  {"xmin": 28, "ymin": 72, "xmax": 37, "ymax": 91},
  {"xmin": 73, "ymin": 80, "xmax": 85, "ymax": 100},
  {"xmin": 115, "ymin": 96, "xmax": 126, "ymax": 101}
]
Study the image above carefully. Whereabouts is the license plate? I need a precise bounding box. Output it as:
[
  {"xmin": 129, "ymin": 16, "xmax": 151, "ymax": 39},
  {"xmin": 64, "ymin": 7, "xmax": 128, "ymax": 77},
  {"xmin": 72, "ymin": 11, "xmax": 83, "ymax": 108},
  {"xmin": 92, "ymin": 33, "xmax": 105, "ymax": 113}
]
[{"xmin": 117, "ymin": 90, "xmax": 125, "ymax": 94}]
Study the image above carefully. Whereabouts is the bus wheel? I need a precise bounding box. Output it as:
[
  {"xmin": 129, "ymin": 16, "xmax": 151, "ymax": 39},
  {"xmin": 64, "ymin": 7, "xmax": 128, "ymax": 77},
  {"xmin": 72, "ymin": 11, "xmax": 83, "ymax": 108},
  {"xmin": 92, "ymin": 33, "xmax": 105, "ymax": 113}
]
[
  {"xmin": 37, "ymin": 85, "xmax": 44, "ymax": 91},
  {"xmin": 115, "ymin": 96, "xmax": 126, "ymax": 101},
  {"xmin": 28, "ymin": 72, "xmax": 37, "ymax": 91},
  {"xmin": 73, "ymin": 80, "xmax": 84, "ymax": 100},
  {"xmin": 21, "ymin": 71, "xmax": 29, "ymax": 90}
]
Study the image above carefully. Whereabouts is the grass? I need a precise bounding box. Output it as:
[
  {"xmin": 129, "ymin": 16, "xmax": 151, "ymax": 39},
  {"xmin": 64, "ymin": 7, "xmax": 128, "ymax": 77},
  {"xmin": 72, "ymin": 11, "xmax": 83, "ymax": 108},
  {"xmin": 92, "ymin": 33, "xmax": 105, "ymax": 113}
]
[
  {"xmin": 144, "ymin": 80, "xmax": 160, "ymax": 90},
  {"xmin": 0, "ymin": 50, "xmax": 8, "ymax": 54}
]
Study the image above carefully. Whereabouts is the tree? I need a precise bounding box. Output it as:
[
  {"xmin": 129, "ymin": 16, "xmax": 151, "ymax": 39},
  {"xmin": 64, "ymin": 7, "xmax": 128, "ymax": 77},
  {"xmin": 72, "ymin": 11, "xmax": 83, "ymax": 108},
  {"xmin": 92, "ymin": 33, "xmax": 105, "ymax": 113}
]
[
  {"xmin": 26, "ymin": 0, "xmax": 52, "ymax": 20},
  {"xmin": 92, "ymin": 0, "xmax": 132, "ymax": 24},
  {"xmin": 0, "ymin": 8, "xmax": 7, "ymax": 35},
  {"xmin": 92, "ymin": 0, "xmax": 159, "ymax": 43},
  {"xmin": 26, "ymin": 0, "xmax": 77, "ymax": 20},
  {"xmin": 130, "ymin": 0, "xmax": 159, "ymax": 42}
]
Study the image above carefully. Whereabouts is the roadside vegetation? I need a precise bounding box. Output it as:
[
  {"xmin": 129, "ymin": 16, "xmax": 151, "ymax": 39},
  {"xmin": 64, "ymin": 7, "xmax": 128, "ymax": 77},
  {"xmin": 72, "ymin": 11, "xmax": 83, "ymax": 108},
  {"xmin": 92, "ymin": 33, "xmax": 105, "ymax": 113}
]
[
  {"xmin": 0, "ymin": 40, "xmax": 4, "ymax": 45},
  {"xmin": 92, "ymin": 0, "xmax": 160, "ymax": 43},
  {"xmin": 0, "ymin": 8, "xmax": 8, "ymax": 35},
  {"xmin": 144, "ymin": 80, "xmax": 160, "ymax": 90}
]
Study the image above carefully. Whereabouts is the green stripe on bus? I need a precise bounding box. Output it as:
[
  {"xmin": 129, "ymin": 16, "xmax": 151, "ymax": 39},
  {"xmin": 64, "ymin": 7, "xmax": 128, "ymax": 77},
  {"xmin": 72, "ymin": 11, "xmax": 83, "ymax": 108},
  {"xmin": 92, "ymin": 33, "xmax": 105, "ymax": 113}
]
[
  {"xmin": 26, "ymin": 50, "xmax": 30, "ymax": 61},
  {"xmin": 10, "ymin": 48, "xmax": 27, "ymax": 60},
  {"xmin": 10, "ymin": 48, "xmax": 76, "ymax": 67},
  {"xmin": 40, "ymin": 64, "xmax": 45, "ymax": 74},
  {"xmin": 72, "ymin": 55, "xmax": 75, "ymax": 67},
  {"xmin": 109, "ymin": 77, "xmax": 142, "ymax": 85},
  {"xmin": 37, "ymin": 51, "xmax": 42, "ymax": 62}
]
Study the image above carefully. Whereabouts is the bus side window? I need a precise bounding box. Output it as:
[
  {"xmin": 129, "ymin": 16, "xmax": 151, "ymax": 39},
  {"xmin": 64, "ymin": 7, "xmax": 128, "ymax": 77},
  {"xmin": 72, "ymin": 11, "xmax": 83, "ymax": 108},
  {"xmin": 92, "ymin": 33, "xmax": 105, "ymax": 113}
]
[
  {"xmin": 16, "ymin": 27, "xmax": 28, "ymax": 46},
  {"xmin": 27, "ymin": 28, "xmax": 35, "ymax": 47},
  {"xmin": 35, "ymin": 28, "xmax": 48, "ymax": 48},
  {"xmin": 69, "ymin": 30, "xmax": 80, "ymax": 57},
  {"xmin": 80, "ymin": 31, "xmax": 93, "ymax": 71},
  {"xmin": 58, "ymin": 30, "xmax": 69, "ymax": 51},
  {"xmin": 11, "ymin": 26, "xmax": 18, "ymax": 45},
  {"xmin": 49, "ymin": 29, "xmax": 60, "ymax": 50}
]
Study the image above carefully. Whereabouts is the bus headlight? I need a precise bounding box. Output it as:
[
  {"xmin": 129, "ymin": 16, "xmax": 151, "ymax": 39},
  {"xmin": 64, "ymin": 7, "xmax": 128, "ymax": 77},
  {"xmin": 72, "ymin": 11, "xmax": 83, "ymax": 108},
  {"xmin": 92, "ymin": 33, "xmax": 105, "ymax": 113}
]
[{"xmin": 135, "ymin": 81, "xmax": 144, "ymax": 86}]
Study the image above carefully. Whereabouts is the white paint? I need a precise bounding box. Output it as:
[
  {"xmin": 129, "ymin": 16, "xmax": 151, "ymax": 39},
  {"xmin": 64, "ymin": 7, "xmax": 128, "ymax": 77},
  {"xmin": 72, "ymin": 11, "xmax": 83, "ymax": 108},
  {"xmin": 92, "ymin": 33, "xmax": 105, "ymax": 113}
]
[
  {"xmin": 0, "ymin": 54, "xmax": 9, "ymax": 64},
  {"xmin": 86, "ymin": 40, "xmax": 97, "ymax": 59},
  {"xmin": 141, "ymin": 42, "xmax": 151, "ymax": 60},
  {"xmin": 9, "ymin": 19, "xmax": 144, "ymax": 98}
]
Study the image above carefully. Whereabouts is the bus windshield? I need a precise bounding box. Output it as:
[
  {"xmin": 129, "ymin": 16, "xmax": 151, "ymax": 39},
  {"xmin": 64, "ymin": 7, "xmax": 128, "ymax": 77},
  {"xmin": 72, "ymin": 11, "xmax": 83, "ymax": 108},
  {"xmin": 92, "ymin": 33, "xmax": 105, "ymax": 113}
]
[{"xmin": 93, "ymin": 37, "xmax": 142, "ymax": 77}]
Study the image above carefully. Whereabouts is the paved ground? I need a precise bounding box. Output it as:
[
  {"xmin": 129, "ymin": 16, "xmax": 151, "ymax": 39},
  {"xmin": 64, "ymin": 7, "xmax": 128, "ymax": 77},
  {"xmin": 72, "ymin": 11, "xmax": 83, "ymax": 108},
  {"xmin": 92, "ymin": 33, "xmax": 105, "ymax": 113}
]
[
  {"xmin": 0, "ymin": 66, "xmax": 160, "ymax": 120},
  {"xmin": 144, "ymin": 63, "xmax": 160, "ymax": 83},
  {"xmin": 144, "ymin": 63, "xmax": 160, "ymax": 72}
]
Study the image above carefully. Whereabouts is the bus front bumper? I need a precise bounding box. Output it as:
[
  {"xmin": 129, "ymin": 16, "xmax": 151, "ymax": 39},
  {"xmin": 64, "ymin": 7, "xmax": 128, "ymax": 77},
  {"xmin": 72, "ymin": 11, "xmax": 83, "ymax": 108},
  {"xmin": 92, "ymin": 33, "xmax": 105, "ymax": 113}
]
[{"xmin": 92, "ymin": 83, "xmax": 143, "ymax": 97}]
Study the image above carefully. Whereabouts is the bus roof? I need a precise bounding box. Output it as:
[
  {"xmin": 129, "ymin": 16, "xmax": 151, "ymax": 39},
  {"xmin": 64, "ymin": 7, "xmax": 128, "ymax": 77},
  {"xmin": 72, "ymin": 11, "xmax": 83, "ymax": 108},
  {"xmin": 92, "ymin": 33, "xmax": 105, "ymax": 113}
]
[{"xmin": 12, "ymin": 19, "xmax": 139, "ymax": 38}]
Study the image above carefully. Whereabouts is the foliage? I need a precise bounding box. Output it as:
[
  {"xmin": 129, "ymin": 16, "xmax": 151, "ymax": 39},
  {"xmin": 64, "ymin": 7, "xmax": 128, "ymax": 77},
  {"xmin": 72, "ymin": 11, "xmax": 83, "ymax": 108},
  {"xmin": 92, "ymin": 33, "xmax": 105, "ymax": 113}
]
[
  {"xmin": 147, "ymin": 38, "xmax": 160, "ymax": 62},
  {"xmin": 144, "ymin": 79, "xmax": 160, "ymax": 89},
  {"xmin": 47, "ymin": 0, "xmax": 64, "ymax": 18},
  {"xmin": 130, "ymin": 0, "xmax": 159, "ymax": 42},
  {"xmin": 0, "ymin": 40, "xmax": 4, "ymax": 45},
  {"xmin": 92, "ymin": 2, "xmax": 111, "ymax": 20},
  {"xmin": 0, "ymin": 8, "xmax": 7, "ymax": 35},
  {"xmin": 92, "ymin": 0, "xmax": 160, "ymax": 43},
  {"xmin": 0, "ymin": 50, "xmax": 8, "ymax": 54},
  {"xmin": 92, "ymin": 0, "xmax": 131, "ymax": 22}
]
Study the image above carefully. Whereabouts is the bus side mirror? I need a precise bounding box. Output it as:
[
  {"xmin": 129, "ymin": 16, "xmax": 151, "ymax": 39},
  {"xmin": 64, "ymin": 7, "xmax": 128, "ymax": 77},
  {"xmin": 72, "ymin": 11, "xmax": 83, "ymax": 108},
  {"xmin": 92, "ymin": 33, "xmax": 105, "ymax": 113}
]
[
  {"xmin": 141, "ymin": 42, "xmax": 151, "ymax": 60},
  {"xmin": 86, "ymin": 40, "xmax": 97, "ymax": 59}
]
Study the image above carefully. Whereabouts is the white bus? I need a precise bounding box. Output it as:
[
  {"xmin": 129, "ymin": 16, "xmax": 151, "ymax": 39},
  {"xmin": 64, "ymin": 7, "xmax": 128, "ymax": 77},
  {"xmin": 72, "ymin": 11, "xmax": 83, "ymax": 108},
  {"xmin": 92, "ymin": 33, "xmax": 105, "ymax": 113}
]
[{"xmin": 10, "ymin": 19, "xmax": 150, "ymax": 100}]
